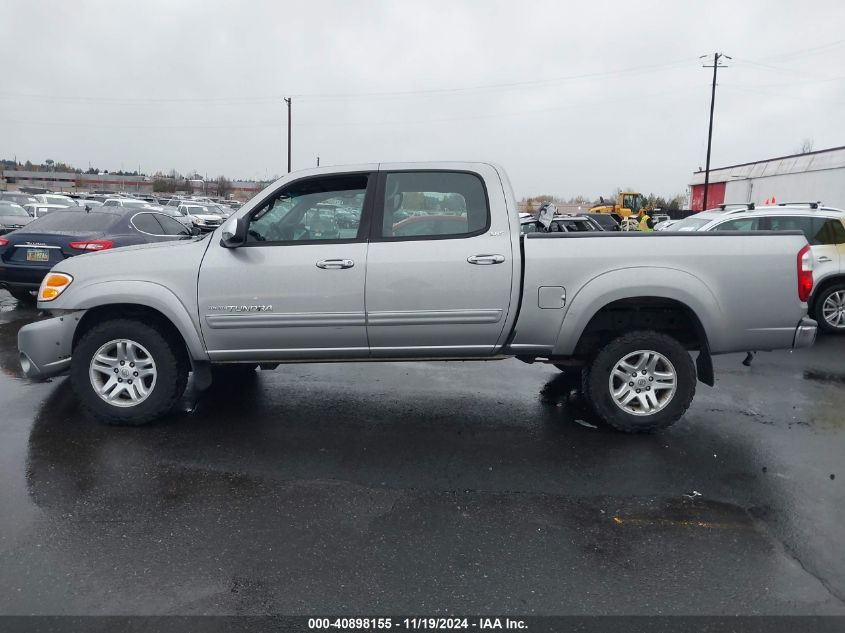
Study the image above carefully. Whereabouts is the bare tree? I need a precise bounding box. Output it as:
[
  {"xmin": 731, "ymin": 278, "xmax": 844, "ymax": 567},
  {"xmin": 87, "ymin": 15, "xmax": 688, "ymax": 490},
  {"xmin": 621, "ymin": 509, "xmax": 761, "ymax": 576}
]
[
  {"xmin": 216, "ymin": 176, "xmax": 233, "ymax": 198},
  {"xmin": 797, "ymin": 138, "xmax": 814, "ymax": 154}
]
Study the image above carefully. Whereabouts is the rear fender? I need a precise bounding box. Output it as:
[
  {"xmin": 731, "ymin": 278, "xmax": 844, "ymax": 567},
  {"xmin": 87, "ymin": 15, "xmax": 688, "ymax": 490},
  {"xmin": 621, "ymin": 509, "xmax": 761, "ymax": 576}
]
[{"xmin": 553, "ymin": 267, "xmax": 722, "ymax": 356}]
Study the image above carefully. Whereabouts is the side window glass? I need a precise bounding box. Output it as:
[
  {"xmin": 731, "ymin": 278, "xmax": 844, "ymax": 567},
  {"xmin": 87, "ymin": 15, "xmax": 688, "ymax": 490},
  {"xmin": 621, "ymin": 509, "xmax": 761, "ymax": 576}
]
[
  {"xmin": 381, "ymin": 171, "xmax": 488, "ymax": 239},
  {"xmin": 769, "ymin": 216, "xmax": 816, "ymax": 244},
  {"xmin": 813, "ymin": 218, "xmax": 844, "ymax": 245},
  {"xmin": 156, "ymin": 214, "xmax": 191, "ymax": 236},
  {"xmin": 131, "ymin": 212, "xmax": 164, "ymax": 235},
  {"xmin": 247, "ymin": 175, "xmax": 368, "ymax": 243},
  {"xmin": 520, "ymin": 222, "xmax": 538, "ymax": 234},
  {"xmin": 830, "ymin": 219, "xmax": 845, "ymax": 244},
  {"xmin": 713, "ymin": 218, "xmax": 758, "ymax": 231}
]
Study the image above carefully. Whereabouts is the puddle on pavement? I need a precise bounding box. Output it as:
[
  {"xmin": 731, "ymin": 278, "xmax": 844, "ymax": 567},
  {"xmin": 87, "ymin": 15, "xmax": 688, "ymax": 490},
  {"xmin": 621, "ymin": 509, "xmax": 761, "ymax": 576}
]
[{"xmin": 803, "ymin": 369, "xmax": 845, "ymax": 385}]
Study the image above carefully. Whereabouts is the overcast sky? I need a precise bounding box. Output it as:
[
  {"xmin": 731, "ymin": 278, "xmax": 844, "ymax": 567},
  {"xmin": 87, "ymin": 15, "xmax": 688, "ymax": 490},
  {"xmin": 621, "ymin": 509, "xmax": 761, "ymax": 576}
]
[{"xmin": 2, "ymin": 0, "xmax": 844, "ymax": 198}]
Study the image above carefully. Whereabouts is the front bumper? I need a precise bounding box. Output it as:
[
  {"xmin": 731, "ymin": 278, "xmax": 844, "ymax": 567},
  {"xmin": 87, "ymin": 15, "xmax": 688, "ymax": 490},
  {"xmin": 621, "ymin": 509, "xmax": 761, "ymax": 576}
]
[
  {"xmin": 18, "ymin": 310, "xmax": 86, "ymax": 380},
  {"xmin": 793, "ymin": 316, "xmax": 817, "ymax": 349}
]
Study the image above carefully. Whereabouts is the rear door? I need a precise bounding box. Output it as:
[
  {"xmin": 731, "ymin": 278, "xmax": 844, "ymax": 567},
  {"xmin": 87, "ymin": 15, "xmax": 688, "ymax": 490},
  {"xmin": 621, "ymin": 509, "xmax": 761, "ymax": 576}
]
[{"xmin": 364, "ymin": 166, "xmax": 514, "ymax": 357}]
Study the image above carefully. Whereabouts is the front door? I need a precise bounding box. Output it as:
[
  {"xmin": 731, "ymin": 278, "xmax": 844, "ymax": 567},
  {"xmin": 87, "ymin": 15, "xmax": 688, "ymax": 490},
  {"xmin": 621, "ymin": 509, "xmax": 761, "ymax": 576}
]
[
  {"xmin": 364, "ymin": 168, "xmax": 514, "ymax": 357},
  {"xmin": 197, "ymin": 172, "xmax": 374, "ymax": 361}
]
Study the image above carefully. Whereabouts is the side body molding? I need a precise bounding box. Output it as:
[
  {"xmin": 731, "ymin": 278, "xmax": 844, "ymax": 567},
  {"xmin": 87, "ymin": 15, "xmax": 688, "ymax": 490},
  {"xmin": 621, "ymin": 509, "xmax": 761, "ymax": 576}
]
[
  {"xmin": 67, "ymin": 280, "xmax": 208, "ymax": 360},
  {"xmin": 552, "ymin": 267, "xmax": 724, "ymax": 356}
]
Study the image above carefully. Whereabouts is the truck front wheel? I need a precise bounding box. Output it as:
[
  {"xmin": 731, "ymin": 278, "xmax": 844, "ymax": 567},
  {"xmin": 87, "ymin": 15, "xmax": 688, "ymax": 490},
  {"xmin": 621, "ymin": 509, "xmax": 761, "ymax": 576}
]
[
  {"xmin": 70, "ymin": 318, "xmax": 189, "ymax": 425},
  {"xmin": 582, "ymin": 330, "xmax": 695, "ymax": 433}
]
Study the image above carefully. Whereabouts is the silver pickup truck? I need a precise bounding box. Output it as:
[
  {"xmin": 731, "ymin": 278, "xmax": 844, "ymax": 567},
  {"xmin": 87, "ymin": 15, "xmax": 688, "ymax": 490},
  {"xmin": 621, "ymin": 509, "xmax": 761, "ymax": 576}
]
[{"xmin": 17, "ymin": 162, "xmax": 817, "ymax": 432}]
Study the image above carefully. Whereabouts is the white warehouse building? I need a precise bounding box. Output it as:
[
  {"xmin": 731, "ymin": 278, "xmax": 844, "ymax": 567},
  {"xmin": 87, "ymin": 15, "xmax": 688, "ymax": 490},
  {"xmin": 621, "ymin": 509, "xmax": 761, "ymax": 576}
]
[{"xmin": 689, "ymin": 145, "xmax": 845, "ymax": 211}]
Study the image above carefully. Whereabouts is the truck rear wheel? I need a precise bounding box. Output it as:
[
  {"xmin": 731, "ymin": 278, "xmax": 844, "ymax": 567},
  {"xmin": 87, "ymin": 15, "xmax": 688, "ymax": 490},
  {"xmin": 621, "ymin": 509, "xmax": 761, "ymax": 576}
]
[
  {"xmin": 582, "ymin": 330, "xmax": 695, "ymax": 433},
  {"xmin": 70, "ymin": 318, "xmax": 188, "ymax": 426}
]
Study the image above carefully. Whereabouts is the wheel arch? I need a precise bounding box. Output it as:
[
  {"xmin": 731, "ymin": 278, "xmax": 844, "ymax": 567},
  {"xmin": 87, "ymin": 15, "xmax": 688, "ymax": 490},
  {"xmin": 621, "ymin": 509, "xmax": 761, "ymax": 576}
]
[
  {"xmin": 809, "ymin": 274, "xmax": 845, "ymax": 312},
  {"xmin": 553, "ymin": 268, "xmax": 719, "ymax": 359},
  {"xmin": 68, "ymin": 281, "xmax": 207, "ymax": 361}
]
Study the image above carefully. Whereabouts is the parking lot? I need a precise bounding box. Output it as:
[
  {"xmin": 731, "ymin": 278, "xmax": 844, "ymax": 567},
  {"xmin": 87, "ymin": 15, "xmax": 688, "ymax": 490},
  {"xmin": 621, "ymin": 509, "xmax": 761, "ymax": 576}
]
[{"xmin": 0, "ymin": 289, "xmax": 842, "ymax": 615}]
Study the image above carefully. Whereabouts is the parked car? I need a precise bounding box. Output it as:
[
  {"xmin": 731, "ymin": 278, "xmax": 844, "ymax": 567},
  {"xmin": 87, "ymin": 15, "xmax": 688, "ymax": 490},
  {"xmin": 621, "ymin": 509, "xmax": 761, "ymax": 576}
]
[
  {"xmin": 520, "ymin": 214, "xmax": 603, "ymax": 234},
  {"xmin": 584, "ymin": 212, "xmax": 621, "ymax": 231},
  {"xmin": 17, "ymin": 162, "xmax": 815, "ymax": 433},
  {"xmin": 23, "ymin": 202, "xmax": 75, "ymax": 218},
  {"xmin": 0, "ymin": 191, "xmax": 38, "ymax": 208},
  {"xmin": 654, "ymin": 219, "xmax": 680, "ymax": 231},
  {"xmin": 0, "ymin": 201, "xmax": 34, "ymax": 234},
  {"xmin": 34, "ymin": 193, "xmax": 77, "ymax": 207},
  {"xmin": 666, "ymin": 203, "xmax": 845, "ymax": 333},
  {"xmin": 178, "ymin": 203, "xmax": 227, "ymax": 231},
  {"xmin": 0, "ymin": 207, "xmax": 196, "ymax": 302},
  {"xmin": 102, "ymin": 197, "xmax": 162, "ymax": 210}
]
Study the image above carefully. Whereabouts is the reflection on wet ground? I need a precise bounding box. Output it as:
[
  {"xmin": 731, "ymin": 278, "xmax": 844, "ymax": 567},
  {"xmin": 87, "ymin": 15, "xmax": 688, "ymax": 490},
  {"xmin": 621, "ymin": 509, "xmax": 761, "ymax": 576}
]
[{"xmin": 0, "ymin": 290, "xmax": 843, "ymax": 614}]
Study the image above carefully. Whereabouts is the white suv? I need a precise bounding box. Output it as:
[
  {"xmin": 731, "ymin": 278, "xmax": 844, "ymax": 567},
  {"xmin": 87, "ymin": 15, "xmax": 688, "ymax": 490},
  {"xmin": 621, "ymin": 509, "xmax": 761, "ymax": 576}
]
[{"xmin": 668, "ymin": 203, "xmax": 845, "ymax": 333}]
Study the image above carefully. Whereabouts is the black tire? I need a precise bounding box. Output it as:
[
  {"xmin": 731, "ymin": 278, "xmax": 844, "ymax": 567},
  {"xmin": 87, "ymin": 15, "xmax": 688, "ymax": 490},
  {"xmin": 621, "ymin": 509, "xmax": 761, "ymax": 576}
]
[
  {"xmin": 812, "ymin": 283, "xmax": 845, "ymax": 334},
  {"xmin": 8, "ymin": 288, "xmax": 36, "ymax": 303},
  {"xmin": 70, "ymin": 318, "xmax": 188, "ymax": 426},
  {"xmin": 582, "ymin": 330, "xmax": 696, "ymax": 433}
]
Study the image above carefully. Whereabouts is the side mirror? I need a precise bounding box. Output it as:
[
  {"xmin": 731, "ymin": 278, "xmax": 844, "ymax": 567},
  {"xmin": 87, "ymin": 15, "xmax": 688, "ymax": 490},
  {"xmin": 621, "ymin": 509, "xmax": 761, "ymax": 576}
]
[{"xmin": 220, "ymin": 215, "xmax": 246, "ymax": 248}]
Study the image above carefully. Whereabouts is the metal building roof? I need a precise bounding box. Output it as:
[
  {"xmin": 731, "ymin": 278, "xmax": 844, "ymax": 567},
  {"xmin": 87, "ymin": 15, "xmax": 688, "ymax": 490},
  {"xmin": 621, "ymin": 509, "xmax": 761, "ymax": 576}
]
[{"xmin": 690, "ymin": 145, "xmax": 845, "ymax": 185}]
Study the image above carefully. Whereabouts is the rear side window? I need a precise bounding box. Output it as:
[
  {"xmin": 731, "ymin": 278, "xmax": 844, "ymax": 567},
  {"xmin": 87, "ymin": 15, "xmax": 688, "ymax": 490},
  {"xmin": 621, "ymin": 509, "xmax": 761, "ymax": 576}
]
[
  {"xmin": 766, "ymin": 216, "xmax": 816, "ymax": 244},
  {"xmin": 380, "ymin": 171, "xmax": 489, "ymax": 239},
  {"xmin": 712, "ymin": 218, "xmax": 759, "ymax": 231},
  {"xmin": 813, "ymin": 218, "xmax": 845, "ymax": 245}
]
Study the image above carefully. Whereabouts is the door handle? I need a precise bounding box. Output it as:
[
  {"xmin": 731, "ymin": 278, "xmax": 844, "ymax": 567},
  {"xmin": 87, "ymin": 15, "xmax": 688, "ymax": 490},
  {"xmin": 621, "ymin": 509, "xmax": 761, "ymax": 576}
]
[
  {"xmin": 467, "ymin": 254, "xmax": 505, "ymax": 265},
  {"xmin": 316, "ymin": 259, "xmax": 354, "ymax": 269},
  {"xmin": 817, "ymin": 256, "xmax": 832, "ymax": 263}
]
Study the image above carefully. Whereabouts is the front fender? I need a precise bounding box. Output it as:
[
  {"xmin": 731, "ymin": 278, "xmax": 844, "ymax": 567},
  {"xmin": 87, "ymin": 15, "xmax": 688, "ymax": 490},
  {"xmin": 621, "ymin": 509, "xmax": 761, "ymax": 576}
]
[
  {"xmin": 553, "ymin": 267, "xmax": 723, "ymax": 356},
  {"xmin": 45, "ymin": 280, "xmax": 208, "ymax": 360}
]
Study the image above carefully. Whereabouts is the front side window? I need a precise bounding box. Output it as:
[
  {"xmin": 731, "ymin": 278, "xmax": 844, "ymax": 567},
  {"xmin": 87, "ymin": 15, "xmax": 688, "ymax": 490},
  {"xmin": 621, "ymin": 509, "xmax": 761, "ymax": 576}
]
[
  {"xmin": 155, "ymin": 214, "xmax": 191, "ymax": 236},
  {"xmin": 247, "ymin": 175, "xmax": 368, "ymax": 243},
  {"xmin": 131, "ymin": 212, "xmax": 164, "ymax": 235},
  {"xmin": 380, "ymin": 171, "xmax": 488, "ymax": 239}
]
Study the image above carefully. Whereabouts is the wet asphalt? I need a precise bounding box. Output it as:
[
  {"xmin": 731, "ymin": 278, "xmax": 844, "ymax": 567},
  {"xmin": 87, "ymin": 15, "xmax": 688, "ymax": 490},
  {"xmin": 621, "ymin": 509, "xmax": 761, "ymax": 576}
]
[{"xmin": 0, "ymin": 289, "xmax": 843, "ymax": 616}]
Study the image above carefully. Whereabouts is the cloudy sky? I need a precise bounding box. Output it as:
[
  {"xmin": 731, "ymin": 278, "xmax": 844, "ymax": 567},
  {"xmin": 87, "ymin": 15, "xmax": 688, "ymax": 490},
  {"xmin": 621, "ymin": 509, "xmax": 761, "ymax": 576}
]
[{"xmin": 2, "ymin": 0, "xmax": 844, "ymax": 198}]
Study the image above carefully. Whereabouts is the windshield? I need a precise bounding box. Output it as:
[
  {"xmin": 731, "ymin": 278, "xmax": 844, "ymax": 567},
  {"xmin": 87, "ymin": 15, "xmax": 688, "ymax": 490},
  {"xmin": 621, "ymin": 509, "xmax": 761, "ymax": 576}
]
[
  {"xmin": 122, "ymin": 200, "xmax": 149, "ymax": 208},
  {"xmin": 664, "ymin": 217, "xmax": 712, "ymax": 232},
  {"xmin": 199, "ymin": 205, "xmax": 225, "ymax": 215}
]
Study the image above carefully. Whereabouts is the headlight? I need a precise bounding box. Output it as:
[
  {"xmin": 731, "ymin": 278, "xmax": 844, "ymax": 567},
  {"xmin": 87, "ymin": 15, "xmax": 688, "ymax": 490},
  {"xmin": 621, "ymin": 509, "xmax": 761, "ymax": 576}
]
[
  {"xmin": 38, "ymin": 272, "xmax": 73, "ymax": 301},
  {"xmin": 193, "ymin": 217, "xmax": 206, "ymax": 225}
]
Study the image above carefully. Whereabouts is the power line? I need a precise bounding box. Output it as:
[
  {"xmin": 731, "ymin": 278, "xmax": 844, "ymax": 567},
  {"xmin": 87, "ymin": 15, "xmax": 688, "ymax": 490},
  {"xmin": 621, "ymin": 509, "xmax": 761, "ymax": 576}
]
[{"xmin": 0, "ymin": 58, "xmax": 697, "ymax": 106}]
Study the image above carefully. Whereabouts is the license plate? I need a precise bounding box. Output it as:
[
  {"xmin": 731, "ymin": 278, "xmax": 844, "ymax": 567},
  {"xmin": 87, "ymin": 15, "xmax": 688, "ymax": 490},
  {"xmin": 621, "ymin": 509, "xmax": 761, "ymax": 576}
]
[{"xmin": 26, "ymin": 248, "xmax": 50, "ymax": 262}]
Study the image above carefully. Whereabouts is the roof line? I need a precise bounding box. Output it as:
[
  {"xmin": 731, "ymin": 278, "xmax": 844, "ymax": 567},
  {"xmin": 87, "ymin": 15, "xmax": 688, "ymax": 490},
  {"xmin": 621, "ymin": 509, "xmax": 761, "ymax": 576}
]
[{"xmin": 692, "ymin": 144, "xmax": 845, "ymax": 174}]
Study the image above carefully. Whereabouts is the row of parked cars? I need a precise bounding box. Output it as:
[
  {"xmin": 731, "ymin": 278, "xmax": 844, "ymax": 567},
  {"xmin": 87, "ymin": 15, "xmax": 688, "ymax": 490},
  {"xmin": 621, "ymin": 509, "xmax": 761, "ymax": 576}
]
[
  {"xmin": 520, "ymin": 201, "xmax": 845, "ymax": 333},
  {"xmin": 0, "ymin": 191, "xmax": 242, "ymax": 303}
]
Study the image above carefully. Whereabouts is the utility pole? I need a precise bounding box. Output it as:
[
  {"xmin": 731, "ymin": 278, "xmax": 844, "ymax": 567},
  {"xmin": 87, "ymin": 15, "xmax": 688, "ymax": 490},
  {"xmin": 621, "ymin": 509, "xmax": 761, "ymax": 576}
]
[
  {"xmin": 317, "ymin": 156, "xmax": 320, "ymax": 167},
  {"xmin": 701, "ymin": 52, "xmax": 730, "ymax": 211},
  {"xmin": 284, "ymin": 97, "xmax": 292, "ymax": 173}
]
